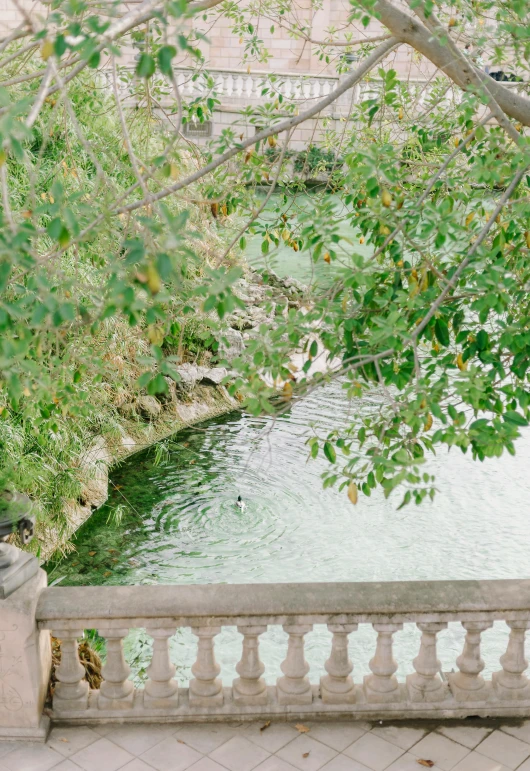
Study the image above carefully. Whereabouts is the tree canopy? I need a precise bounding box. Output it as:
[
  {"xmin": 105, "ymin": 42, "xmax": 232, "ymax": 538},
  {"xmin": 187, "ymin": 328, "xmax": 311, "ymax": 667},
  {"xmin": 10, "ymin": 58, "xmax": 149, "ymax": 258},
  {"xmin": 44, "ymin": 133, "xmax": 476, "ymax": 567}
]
[{"xmin": 1, "ymin": 0, "xmax": 530, "ymax": 509}]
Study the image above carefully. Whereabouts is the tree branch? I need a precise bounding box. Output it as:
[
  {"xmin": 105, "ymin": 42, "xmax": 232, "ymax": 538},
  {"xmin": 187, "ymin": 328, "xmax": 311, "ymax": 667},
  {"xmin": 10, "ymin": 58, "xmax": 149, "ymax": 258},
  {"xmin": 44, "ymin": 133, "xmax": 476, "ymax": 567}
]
[
  {"xmin": 367, "ymin": 0, "xmax": 530, "ymax": 128},
  {"xmin": 117, "ymin": 37, "xmax": 400, "ymax": 214}
]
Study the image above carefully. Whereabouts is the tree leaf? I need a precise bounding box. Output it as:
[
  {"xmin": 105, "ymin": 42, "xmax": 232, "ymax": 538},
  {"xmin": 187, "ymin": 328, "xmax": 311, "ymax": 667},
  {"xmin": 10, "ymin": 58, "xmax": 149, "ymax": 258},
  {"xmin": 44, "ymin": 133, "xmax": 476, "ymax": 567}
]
[
  {"xmin": 347, "ymin": 481, "xmax": 358, "ymax": 505},
  {"xmin": 434, "ymin": 318, "xmax": 450, "ymax": 347},
  {"xmin": 323, "ymin": 442, "xmax": 336, "ymax": 463},
  {"xmin": 136, "ymin": 53, "xmax": 155, "ymax": 79}
]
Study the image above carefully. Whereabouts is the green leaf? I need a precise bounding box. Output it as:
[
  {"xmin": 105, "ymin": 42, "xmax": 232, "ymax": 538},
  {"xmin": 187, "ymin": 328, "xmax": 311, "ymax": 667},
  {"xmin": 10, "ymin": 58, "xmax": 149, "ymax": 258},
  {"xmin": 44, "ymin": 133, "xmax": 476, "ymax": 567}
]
[
  {"xmin": 323, "ymin": 441, "xmax": 336, "ymax": 463},
  {"xmin": 434, "ymin": 318, "xmax": 450, "ymax": 347},
  {"xmin": 504, "ymin": 411, "xmax": 528, "ymax": 427},
  {"xmin": 157, "ymin": 45, "xmax": 176, "ymax": 76},
  {"xmin": 136, "ymin": 53, "xmax": 156, "ymax": 79}
]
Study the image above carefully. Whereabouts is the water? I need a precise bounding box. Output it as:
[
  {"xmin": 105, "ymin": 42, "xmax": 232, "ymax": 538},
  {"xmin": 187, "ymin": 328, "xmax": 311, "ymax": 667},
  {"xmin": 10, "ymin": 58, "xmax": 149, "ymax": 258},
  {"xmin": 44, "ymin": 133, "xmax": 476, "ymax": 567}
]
[
  {"xmin": 47, "ymin": 378, "xmax": 530, "ymax": 684},
  {"xmin": 46, "ymin": 193, "xmax": 530, "ymax": 684}
]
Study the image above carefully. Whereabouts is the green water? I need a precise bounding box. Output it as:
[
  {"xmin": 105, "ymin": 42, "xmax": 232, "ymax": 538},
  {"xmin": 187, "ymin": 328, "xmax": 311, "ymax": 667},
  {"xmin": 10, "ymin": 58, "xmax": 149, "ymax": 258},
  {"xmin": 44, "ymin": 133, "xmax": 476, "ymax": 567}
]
[{"xmin": 46, "ymin": 193, "xmax": 530, "ymax": 684}]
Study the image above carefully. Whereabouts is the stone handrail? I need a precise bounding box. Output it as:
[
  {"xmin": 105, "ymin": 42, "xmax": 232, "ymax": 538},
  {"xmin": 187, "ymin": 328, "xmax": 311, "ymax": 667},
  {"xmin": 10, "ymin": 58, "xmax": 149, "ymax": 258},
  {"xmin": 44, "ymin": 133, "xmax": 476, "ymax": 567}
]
[{"xmin": 36, "ymin": 579, "xmax": 530, "ymax": 723}]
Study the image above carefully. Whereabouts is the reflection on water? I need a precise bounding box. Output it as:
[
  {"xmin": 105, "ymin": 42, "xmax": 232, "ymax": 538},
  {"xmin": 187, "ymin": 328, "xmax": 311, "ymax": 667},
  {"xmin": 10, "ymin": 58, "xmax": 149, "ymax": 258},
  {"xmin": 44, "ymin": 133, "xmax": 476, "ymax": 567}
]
[{"xmin": 48, "ymin": 378, "xmax": 530, "ymax": 684}]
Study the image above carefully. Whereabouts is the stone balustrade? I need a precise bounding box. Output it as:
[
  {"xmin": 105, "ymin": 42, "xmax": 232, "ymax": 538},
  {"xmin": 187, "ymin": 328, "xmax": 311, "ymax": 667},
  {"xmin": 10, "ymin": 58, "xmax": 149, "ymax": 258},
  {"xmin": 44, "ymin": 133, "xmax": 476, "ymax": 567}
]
[
  {"xmin": 104, "ymin": 66, "xmax": 527, "ymax": 112},
  {"xmin": 34, "ymin": 579, "xmax": 530, "ymax": 724}
]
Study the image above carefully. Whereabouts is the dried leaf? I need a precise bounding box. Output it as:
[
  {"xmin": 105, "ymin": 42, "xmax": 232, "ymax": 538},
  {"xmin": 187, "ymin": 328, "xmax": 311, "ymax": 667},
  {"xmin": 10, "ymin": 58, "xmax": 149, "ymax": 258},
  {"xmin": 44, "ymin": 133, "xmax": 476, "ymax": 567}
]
[
  {"xmin": 177, "ymin": 739, "xmax": 185, "ymax": 744},
  {"xmin": 296, "ymin": 724, "xmax": 310, "ymax": 733},
  {"xmin": 302, "ymin": 752, "xmax": 310, "ymax": 758},
  {"xmin": 347, "ymin": 481, "xmax": 358, "ymax": 505},
  {"xmin": 59, "ymin": 738, "xmax": 69, "ymax": 743},
  {"xmin": 417, "ymin": 761, "xmax": 434, "ymax": 768},
  {"xmin": 88, "ymin": 551, "xmax": 96, "ymax": 557},
  {"xmin": 260, "ymin": 721, "xmax": 271, "ymax": 732}
]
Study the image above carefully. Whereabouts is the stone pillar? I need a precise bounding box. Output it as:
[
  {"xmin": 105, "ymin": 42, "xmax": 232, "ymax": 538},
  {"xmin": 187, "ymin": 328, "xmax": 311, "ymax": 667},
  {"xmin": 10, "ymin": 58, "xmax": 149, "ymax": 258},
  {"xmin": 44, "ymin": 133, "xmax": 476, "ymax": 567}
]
[
  {"xmin": 277, "ymin": 624, "xmax": 313, "ymax": 705},
  {"xmin": 0, "ymin": 569, "xmax": 51, "ymax": 740},
  {"xmin": 52, "ymin": 629, "xmax": 89, "ymax": 713},
  {"xmin": 493, "ymin": 620, "xmax": 530, "ymax": 700},
  {"xmin": 189, "ymin": 626, "xmax": 223, "ymax": 707},
  {"xmin": 407, "ymin": 622, "xmax": 447, "ymax": 702},
  {"xmin": 449, "ymin": 621, "xmax": 493, "ymax": 701},
  {"xmin": 320, "ymin": 623, "xmax": 357, "ymax": 704},
  {"xmin": 98, "ymin": 629, "xmax": 134, "ymax": 710},
  {"xmin": 144, "ymin": 627, "xmax": 179, "ymax": 709},
  {"xmin": 233, "ymin": 624, "xmax": 268, "ymax": 705},
  {"xmin": 364, "ymin": 623, "xmax": 403, "ymax": 703}
]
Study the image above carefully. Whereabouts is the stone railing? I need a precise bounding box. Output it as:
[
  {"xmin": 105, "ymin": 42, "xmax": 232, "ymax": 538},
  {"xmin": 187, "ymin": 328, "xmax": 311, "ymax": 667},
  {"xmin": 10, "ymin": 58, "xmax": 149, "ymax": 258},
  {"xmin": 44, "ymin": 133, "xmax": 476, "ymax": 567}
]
[
  {"xmin": 33, "ymin": 579, "xmax": 530, "ymax": 725},
  {"xmin": 104, "ymin": 66, "xmax": 528, "ymax": 113}
]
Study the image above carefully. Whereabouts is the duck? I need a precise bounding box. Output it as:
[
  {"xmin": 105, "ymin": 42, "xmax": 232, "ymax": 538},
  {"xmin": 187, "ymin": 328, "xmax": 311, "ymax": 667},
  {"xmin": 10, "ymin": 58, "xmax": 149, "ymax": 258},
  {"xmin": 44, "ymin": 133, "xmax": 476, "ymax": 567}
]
[{"xmin": 236, "ymin": 495, "xmax": 246, "ymax": 511}]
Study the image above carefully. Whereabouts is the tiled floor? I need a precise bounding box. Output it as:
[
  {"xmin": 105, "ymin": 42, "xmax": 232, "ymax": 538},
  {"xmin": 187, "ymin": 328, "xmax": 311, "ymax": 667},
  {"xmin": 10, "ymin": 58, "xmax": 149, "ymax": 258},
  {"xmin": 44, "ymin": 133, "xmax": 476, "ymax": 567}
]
[{"xmin": 2, "ymin": 719, "xmax": 530, "ymax": 771}]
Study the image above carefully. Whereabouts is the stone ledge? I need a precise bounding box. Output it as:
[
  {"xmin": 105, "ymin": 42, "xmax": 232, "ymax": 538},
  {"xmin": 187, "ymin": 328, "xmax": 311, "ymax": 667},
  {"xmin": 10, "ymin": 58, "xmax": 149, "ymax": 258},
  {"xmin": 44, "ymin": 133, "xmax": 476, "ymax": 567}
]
[
  {"xmin": 45, "ymin": 685, "xmax": 530, "ymax": 725},
  {"xmin": 35, "ymin": 579, "xmax": 530, "ymax": 624}
]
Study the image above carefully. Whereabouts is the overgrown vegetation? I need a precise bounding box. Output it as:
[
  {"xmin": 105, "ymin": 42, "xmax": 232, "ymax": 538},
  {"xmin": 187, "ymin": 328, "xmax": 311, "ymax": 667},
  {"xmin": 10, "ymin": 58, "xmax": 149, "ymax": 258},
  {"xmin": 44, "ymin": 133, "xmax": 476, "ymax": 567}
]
[{"xmin": 1, "ymin": 0, "xmax": 530, "ymax": 520}]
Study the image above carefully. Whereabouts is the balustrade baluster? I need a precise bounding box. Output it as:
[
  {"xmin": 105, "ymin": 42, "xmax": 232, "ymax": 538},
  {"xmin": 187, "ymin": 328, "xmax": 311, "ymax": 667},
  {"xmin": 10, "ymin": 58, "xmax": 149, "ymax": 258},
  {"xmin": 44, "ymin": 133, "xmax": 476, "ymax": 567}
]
[
  {"xmin": 364, "ymin": 623, "xmax": 403, "ymax": 702},
  {"xmin": 245, "ymin": 76, "xmax": 253, "ymax": 98},
  {"xmin": 277, "ymin": 624, "xmax": 313, "ymax": 705},
  {"xmin": 52, "ymin": 629, "xmax": 89, "ymax": 712},
  {"xmin": 311, "ymin": 80, "xmax": 321, "ymax": 99},
  {"xmin": 406, "ymin": 622, "xmax": 448, "ymax": 702},
  {"xmin": 235, "ymin": 75, "xmax": 244, "ymax": 97},
  {"xmin": 144, "ymin": 627, "xmax": 179, "ymax": 708},
  {"xmin": 323, "ymin": 80, "xmax": 331, "ymax": 96},
  {"xmin": 284, "ymin": 79, "xmax": 292, "ymax": 100},
  {"xmin": 98, "ymin": 628, "xmax": 134, "ymax": 709},
  {"xmin": 449, "ymin": 621, "xmax": 493, "ymax": 701},
  {"xmin": 233, "ymin": 624, "xmax": 268, "ymax": 705},
  {"xmin": 189, "ymin": 626, "xmax": 223, "ymax": 706},
  {"xmin": 302, "ymin": 81, "xmax": 311, "ymax": 100},
  {"xmin": 493, "ymin": 620, "xmax": 530, "ymax": 700},
  {"xmin": 215, "ymin": 74, "xmax": 224, "ymax": 96},
  {"xmin": 320, "ymin": 623, "xmax": 357, "ymax": 704},
  {"xmin": 293, "ymin": 81, "xmax": 302, "ymax": 100},
  {"xmin": 226, "ymin": 74, "xmax": 234, "ymax": 97}
]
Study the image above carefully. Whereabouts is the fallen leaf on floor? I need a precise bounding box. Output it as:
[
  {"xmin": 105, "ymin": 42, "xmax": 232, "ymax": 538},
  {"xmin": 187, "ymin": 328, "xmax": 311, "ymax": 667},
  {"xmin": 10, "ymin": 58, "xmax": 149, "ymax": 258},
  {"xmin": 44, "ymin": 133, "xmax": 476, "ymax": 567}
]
[
  {"xmin": 88, "ymin": 551, "xmax": 96, "ymax": 556},
  {"xmin": 296, "ymin": 724, "xmax": 310, "ymax": 733},
  {"xmin": 417, "ymin": 761, "xmax": 434, "ymax": 768},
  {"xmin": 177, "ymin": 739, "xmax": 185, "ymax": 744},
  {"xmin": 59, "ymin": 738, "xmax": 69, "ymax": 743},
  {"xmin": 260, "ymin": 721, "xmax": 271, "ymax": 732},
  {"xmin": 302, "ymin": 752, "xmax": 310, "ymax": 758}
]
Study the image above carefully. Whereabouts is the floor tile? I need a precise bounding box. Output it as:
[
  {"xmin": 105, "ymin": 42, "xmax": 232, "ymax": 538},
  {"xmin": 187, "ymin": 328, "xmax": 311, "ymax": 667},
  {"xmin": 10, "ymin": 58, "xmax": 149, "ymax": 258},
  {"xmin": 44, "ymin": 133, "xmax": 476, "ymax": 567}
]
[
  {"xmin": 308, "ymin": 724, "xmax": 367, "ymax": 752},
  {"xmin": 47, "ymin": 727, "xmax": 101, "ymax": 758},
  {"xmin": 500, "ymin": 722, "xmax": 530, "ymax": 744},
  {"xmin": 187, "ymin": 760, "xmax": 228, "ymax": 771},
  {"xmin": 70, "ymin": 737, "xmax": 134, "ymax": 771},
  {"xmin": 385, "ymin": 754, "xmax": 444, "ymax": 771},
  {"xmin": 175, "ymin": 725, "xmax": 237, "ymax": 754},
  {"xmin": 242, "ymin": 724, "xmax": 299, "ymax": 753},
  {"xmin": 1, "ymin": 742, "xmax": 64, "ymax": 771},
  {"xmin": 517, "ymin": 759, "xmax": 530, "ymax": 771},
  {"xmin": 452, "ymin": 751, "xmax": 511, "ymax": 771},
  {"xmin": 119, "ymin": 761, "xmax": 157, "ymax": 771},
  {"xmin": 409, "ymin": 734, "xmax": 470, "ymax": 771},
  {"xmin": 343, "ymin": 733, "xmax": 404, "ymax": 771},
  {"xmin": 252, "ymin": 758, "xmax": 300, "ymax": 771},
  {"xmin": 276, "ymin": 735, "xmax": 337, "ymax": 771},
  {"xmin": 475, "ymin": 730, "xmax": 530, "ymax": 769},
  {"xmin": 107, "ymin": 725, "xmax": 174, "ymax": 756},
  {"xmin": 140, "ymin": 737, "xmax": 202, "ymax": 771},
  {"xmin": 436, "ymin": 726, "xmax": 493, "ymax": 751},
  {"xmin": 0, "ymin": 746, "xmax": 18, "ymax": 761},
  {"xmin": 91, "ymin": 725, "xmax": 118, "ymax": 738},
  {"xmin": 53, "ymin": 762, "xmax": 86, "ymax": 771},
  {"xmin": 209, "ymin": 736, "xmax": 270, "ymax": 771},
  {"xmin": 320, "ymin": 756, "xmax": 372, "ymax": 771},
  {"xmin": 370, "ymin": 726, "xmax": 428, "ymax": 752}
]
